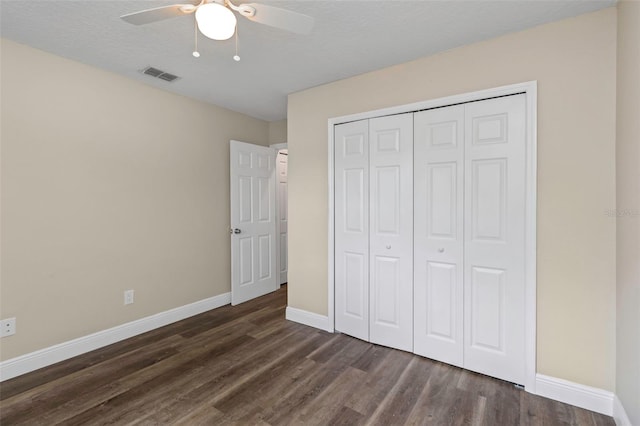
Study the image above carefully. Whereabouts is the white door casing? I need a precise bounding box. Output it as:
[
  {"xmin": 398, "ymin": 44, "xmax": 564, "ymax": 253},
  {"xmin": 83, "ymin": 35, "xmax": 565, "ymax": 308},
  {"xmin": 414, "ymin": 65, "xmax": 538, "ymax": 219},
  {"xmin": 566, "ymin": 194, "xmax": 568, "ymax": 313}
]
[
  {"xmin": 230, "ymin": 140, "xmax": 278, "ymax": 305},
  {"xmin": 413, "ymin": 105, "xmax": 465, "ymax": 367},
  {"xmin": 334, "ymin": 120, "xmax": 370, "ymax": 341},
  {"xmin": 463, "ymin": 94, "xmax": 526, "ymax": 384},
  {"xmin": 369, "ymin": 114, "xmax": 414, "ymax": 352},
  {"xmin": 276, "ymin": 150, "xmax": 288, "ymax": 285}
]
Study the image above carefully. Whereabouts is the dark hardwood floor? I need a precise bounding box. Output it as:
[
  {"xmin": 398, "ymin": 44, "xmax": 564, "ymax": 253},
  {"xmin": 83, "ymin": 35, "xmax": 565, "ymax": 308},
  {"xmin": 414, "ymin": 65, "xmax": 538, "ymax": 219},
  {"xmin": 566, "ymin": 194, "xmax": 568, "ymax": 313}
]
[{"xmin": 0, "ymin": 286, "xmax": 614, "ymax": 425}]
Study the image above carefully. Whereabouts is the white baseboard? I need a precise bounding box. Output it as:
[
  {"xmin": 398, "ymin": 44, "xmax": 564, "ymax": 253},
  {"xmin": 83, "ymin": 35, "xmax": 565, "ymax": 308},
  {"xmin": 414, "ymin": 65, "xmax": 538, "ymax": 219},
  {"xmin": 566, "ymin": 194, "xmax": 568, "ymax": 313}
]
[
  {"xmin": 613, "ymin": 394, "xmax": 632, "ymax": 426},
  {"xmin": 285, "ymin": 306, "xmax": 332, "ymax": 332},
  {"xmin": 0, "ymin": 292, "xmax": 231, "ymax": 382},
  {"xmin": 535, "ymin": 374, "xmax": 614, "ymax": 416}
]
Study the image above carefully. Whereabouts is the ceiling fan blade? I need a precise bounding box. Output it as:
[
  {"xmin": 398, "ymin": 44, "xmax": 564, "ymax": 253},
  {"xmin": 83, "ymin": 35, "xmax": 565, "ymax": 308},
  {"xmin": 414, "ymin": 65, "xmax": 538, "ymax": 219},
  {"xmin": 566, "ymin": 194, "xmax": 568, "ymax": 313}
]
[
  {"xmin": 120, "ymin": 4, "xmax": 196, "ymax": 26},
  {"xmin": 242, "ymin": 3, "xmax": 314, "ymax": 35}
]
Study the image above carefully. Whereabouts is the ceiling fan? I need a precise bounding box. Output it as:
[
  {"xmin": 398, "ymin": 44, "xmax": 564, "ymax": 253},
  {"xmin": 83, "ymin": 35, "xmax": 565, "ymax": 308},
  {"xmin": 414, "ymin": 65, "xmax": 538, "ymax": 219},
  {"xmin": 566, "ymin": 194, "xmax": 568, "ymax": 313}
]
[{"xmin": 121, "ymin": 0, "xmax": 314, "ymax": 42}]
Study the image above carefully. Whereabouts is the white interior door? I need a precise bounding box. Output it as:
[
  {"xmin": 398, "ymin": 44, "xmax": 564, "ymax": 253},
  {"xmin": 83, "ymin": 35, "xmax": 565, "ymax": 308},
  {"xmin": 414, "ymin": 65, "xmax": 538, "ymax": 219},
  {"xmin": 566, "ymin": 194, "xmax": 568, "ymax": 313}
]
[
  {"xmin": 463, "ymin": 95, "xmax": 526, "ymax": 384},
  {"xmin": 369, "ymin": 114, "xmax": 413, "ymax": 352},
  {"xmin": 276, "ymin": 150, "xmax": 288, "ymax": 285},
  {"xmin": 334, "ymin": 120, "xmax": 370, "ymax": 341},
  {"xmin": 230, "ymin": 140, "xmax": 277, "ymax": 305},
  {"xmin": 414, "ymin": 105, "xmax": 465, "ymax": 367}
]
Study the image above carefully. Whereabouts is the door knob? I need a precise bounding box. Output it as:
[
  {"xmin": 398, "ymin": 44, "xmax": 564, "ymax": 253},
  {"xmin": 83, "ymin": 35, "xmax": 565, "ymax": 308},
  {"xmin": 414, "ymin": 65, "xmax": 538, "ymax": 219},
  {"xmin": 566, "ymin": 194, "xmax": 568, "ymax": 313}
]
[
  {"xmin": 438, "ymin": 248, "xmax": 445, "ymax": 253},
  {"xmin": 229, "ymin": 228, "xmax": 242, "ymax": 234},
  {"xmin": 386, "ymin": 245, "xmax": 391, "ymax": 249}
]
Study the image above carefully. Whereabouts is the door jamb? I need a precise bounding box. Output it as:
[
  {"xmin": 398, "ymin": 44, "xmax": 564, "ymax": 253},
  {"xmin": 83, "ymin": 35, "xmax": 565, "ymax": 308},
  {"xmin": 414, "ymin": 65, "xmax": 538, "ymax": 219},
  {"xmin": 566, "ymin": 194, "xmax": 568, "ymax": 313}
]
[
  {"xmin": 326, "ymin": 81, "xmax": 538, "ymax": 392},
  {"xmin": 271, "ymin": 143, "xmax": 288, "ymax": 287}
]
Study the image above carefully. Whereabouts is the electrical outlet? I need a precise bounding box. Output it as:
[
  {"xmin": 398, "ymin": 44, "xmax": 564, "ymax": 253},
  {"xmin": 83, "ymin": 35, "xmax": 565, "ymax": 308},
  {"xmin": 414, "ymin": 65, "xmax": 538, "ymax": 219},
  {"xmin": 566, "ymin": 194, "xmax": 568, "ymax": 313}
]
[
  {"xmin": 124, "ymin": 290, "xmax": 134, "ymax": 305},
  {"xmin": 1, "ymin": 318, "xmax": 16, "ymax": 337}
]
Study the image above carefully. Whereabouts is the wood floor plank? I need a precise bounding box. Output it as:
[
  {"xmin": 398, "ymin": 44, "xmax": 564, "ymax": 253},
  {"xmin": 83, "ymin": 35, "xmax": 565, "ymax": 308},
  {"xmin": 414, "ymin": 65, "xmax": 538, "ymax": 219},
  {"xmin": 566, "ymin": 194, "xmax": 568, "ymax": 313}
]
[
  {"xmin": 0, "ymin": 339, "xmax": 183, "ymax": 425},
  {"xmin": 366, "ymin": 357, "xmax": 435, "ymax": 425},
  {"xmin": 403, "ymin": 361, "xmax": 465, "ymax": 425},
  {"xmin": 328, "ymin": 405, "xmax": 366, "ymax": 426},
  {"xmin": 63, "ymin": 326, "xmax": 307, "ymax": 425},
  {"xmin": 9, "ymin": 319, "xmax": 261, "ymax": 426},
  {"xmin": 289, "ymin": 366, "xmax": 367, "ymax": 424},
  {"xmin": 344, "ymin": 347, "xmax": 412, "ymax": 416},
  {"xmin": 350, "ymin": 344, "xmax": 387, "ymax": 373},
  {"xmin": 143, "ymin": 327, "xmax": 322, "ymax": 424},
  {"xmin": 260, "ymin": 336, "xmax": 372, "ymax": 425},
  {"xmin": 0, "ymin": 286, "xmax": 616, "ymax": 426}
]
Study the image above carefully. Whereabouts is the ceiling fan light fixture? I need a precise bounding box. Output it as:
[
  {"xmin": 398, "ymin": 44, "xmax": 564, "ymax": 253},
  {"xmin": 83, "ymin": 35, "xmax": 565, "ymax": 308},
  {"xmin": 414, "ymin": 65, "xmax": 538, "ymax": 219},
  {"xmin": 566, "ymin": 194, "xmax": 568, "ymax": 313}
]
[{"xmin": 195, "ymin": 3, "xmax": 237, "ymax": 41}]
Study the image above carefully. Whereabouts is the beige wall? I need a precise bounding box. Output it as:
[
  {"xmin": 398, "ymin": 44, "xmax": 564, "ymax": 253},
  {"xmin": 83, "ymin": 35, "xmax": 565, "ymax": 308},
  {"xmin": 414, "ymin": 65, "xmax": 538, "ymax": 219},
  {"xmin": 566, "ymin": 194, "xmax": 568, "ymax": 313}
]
[
  {"xmin": 616, "ymin": 1, "xmax": 640, "ymax": 423},
  {"xmin": 268, "ymin": 119, "xmax": 287, "ymax": 145},
  {"xmin": 288, "ymin": 9, "xmax": 617, "ymax": 390},
  {"xmin": 0, "ymin": 39, "xmax": 269, "ymax": 361}
]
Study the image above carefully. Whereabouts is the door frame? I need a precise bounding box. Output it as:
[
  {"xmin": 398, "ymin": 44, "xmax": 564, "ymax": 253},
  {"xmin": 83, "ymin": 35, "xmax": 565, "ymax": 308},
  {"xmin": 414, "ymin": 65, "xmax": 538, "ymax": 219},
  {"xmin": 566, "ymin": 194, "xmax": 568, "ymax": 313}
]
[
  {"xmin": 271, "ymin": 143, "xmax": 288, "ymax": 287},
  {"xmin": 327, "ymin": 81, "xmax": 538, "ymax": 392}
]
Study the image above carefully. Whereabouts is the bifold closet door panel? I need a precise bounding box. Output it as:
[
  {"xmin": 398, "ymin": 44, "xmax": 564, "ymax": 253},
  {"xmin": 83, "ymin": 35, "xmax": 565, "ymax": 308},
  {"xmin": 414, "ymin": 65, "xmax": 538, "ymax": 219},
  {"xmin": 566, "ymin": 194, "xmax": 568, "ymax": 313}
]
[
  {"xmin": 413, "ymin": 105, "xmax": 464, "ymax": 367},
  {"xmin": 369, "ymin": 113, "xmax": 414, "ymax": 352},
  {"xmin": 463, "ymin": 94, "xmax": 526, "ymax": 385},
  {"xmin": 334, "ymin": 120, "xmax": 370, "ymax": 341}
]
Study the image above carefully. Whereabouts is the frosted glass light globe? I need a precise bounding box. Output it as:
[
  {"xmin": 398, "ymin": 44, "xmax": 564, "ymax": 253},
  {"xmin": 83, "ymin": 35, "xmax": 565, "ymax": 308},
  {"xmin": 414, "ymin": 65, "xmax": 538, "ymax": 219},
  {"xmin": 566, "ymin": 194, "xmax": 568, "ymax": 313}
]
[{"xmin": 196, "ymin": 3, "xmax": 237, "ymax": 41}]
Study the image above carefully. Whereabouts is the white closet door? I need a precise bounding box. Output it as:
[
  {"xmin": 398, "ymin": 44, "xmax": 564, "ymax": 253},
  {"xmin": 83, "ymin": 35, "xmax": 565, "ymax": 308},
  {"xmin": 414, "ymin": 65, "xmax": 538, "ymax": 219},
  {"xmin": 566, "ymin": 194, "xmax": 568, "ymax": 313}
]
[
  {"xmin": 463, "ymin": 94, "xmax": 526, "ymax": 384},
  {"xmin": 413, "ymin": 105, "xmax": 464, "ymax": 367},
  {"xmin": 335, "ymin": 120, "xmax": 370, "ymax": 341},
  {"xmin": 369, "ymin": 114, "xmax": 413, "ymax": 352}
]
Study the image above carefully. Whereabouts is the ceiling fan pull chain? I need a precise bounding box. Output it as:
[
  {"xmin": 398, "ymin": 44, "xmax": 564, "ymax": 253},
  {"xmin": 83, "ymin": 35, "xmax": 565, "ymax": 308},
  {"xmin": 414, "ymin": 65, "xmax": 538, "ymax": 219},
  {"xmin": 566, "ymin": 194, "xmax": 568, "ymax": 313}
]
[
  {"xmin": 234, "ymin": 25, "xmax": 241, "ymax": 62},
  {"xmin": 193, "ymin": 15, "xmax": 201, "ymax": 58}
]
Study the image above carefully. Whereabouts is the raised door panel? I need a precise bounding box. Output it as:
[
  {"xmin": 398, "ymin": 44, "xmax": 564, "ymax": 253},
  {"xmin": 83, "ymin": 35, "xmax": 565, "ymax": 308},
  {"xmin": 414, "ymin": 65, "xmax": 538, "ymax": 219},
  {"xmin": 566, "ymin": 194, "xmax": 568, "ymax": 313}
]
[
  {"xmin": 413, "ymin": 106, "xmax": 464, "ymax": 366},
  {"xmin": 279, "ymin": 233, "xmax": 287, "ymax": 278},
  {"xmin": 369, "ymin": 113, "xmax": 413, "ymax": 352},
  {"xmin": 470, "ymin": 267, "xmax": 506, "ymax": 352},
  {"xmin": 345, "ymin": 169, "xmax": 366, "ymax": 233},
  {"xmin": 428, "ymin": 163, "xmax": 457, "ymax": 239},
  {"xmin": 239, "ymin": 237, "xmax": 253, "ymax": 286},
  {"xmin": 258, "ymin": 234, "xmax": 272, "ymax": 280},
  {"xmin": 471, "ymin": 159, "xmax": 507, "ymax": 242},
  {"xmin": 426, "ymin": 262, "xmax": 457, "ymax": 341},
  {"xmin": 372, "ymin": 255, "xmax": 400, "ymax": 326},
  {"xmin": 335, "ymin": 120, "xmax": 370, "ymax": 341},
  {"xmin": 257, "ymin": 177, "xmax": 271, "ymax": 222},
  {"xmin": 374, "ymin": 166, "xmax": 400, "ymax": 235},
  {"xmin": 238, "ymin": 176, "xmax": 253, "ymax": 224},
  {"xmin": 344, "ymin": 252, "xmax": 366, "ymax": 319},
  {"xmin": 464, "ymin": 94, "xmax": 526, "ymax": 385}
]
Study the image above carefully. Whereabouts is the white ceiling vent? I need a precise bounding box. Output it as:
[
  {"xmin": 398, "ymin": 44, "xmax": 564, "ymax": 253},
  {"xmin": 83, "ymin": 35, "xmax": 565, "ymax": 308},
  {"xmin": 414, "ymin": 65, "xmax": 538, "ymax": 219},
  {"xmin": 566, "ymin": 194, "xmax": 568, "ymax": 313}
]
[{"xmin": 141, "ymin": 66, "xmax": 180, "ymax": 82}]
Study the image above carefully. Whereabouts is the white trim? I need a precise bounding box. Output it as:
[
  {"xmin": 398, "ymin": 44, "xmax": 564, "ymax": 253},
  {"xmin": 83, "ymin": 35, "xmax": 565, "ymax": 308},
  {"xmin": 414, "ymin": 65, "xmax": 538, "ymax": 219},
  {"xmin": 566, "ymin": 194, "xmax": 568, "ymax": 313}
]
[
  {"xmin": 613, "ymin": 394, "xmax": 632, "ymax": 426},
  {"xmin": 535, "ymin": 374, "xmax": 614, "ymax": 416},
  {"xmin": 270, "ymin": 142, "xmax": 288, "ymax": 150},
  {"xmin": 0, "ymin": 292, "xmax": 231, "ymax": 382},
  {"xmin": 327, "ymin": 120, "xmax": 336, "ymax": 332},
  {"xmin": 285, "ymin": 306, "xmax": 332, "ymax": 332},
  {"xmin": 524, "ymin": 81, "xmax": 538, "ymax": 392},
  {"xmin": 327, "ymin": 81, "xmax": 538, "ymax": 391},
  {"xmin": 329, "ymin": 81, "xmax": 537, "ymax": 126}
]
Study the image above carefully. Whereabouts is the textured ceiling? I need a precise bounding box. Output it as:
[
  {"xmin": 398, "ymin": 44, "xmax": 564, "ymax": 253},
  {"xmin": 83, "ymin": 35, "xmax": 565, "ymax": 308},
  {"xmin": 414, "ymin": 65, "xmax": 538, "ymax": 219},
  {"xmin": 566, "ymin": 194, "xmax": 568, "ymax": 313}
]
[{"xmin": 1, "ymin": 0, "xmax": 615, "ymax": 121}]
